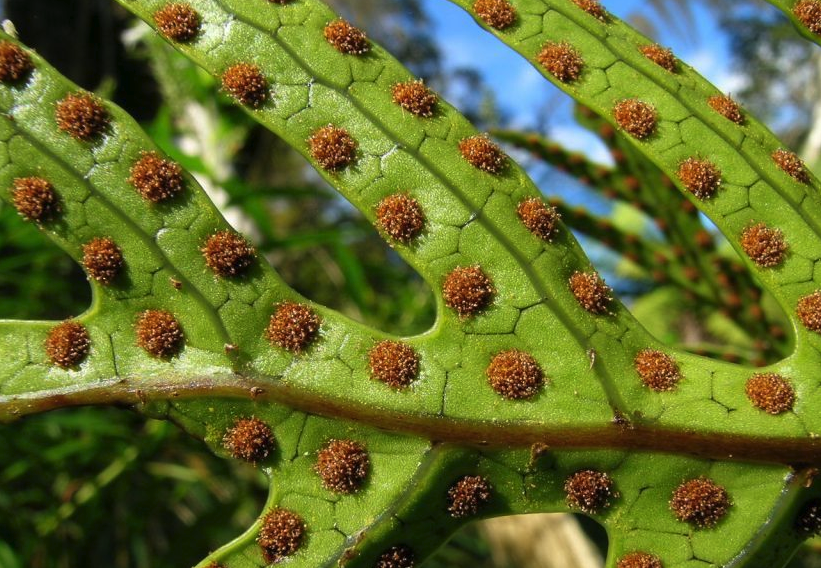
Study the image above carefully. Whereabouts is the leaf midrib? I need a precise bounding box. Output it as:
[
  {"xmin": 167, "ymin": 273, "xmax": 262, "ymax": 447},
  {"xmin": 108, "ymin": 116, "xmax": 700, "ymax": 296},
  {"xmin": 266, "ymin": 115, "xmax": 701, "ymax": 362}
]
[{"xmin": 4, "ymin": 375, "xmax": 819, "ymax": 465}]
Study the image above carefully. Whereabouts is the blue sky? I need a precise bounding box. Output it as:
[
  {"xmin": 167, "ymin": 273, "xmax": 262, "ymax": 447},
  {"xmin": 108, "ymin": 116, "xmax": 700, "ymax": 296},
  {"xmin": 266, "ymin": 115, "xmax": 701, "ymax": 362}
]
[{"xmin": 423, "ymin": 0, "xmax": 740, "ymax": 163}]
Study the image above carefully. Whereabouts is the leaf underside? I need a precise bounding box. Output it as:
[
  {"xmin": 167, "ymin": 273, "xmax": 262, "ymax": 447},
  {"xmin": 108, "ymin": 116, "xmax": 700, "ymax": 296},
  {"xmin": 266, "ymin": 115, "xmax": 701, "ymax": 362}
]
[{"xmin": 1, "ymin": 0, "xmax": 821, "ymax": 567}]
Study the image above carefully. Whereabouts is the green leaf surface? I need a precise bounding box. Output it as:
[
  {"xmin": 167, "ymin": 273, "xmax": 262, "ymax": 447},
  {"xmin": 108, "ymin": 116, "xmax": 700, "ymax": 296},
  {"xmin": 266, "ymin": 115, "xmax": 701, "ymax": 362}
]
[{"xmin": 1, "ymin": 0, "xmax": 821, "ymax": 567}]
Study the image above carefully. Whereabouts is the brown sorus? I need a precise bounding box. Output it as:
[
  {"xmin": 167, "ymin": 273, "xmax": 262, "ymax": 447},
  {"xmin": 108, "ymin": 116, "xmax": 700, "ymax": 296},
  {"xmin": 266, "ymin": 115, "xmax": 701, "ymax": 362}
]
[
  {"xmin": 267, "ymin": 0, "xmax": 292, "ymax": 3},
  {"xmin": 795, "ymin": 0, "xmax": 821, "ymax": 34},
  {"xmin": 571, "ymin": 0, "xmax": 608, "ymax": 21},
  {"xmin": 135, "ymin": 309, "xmax": 184, "ymax": 358},
  {"xmin": 315, "ymin": 439, "xmax": 370, "ymax": 493},
  {"xmin": 267, "ymin": 301, "xmax": 321, "ymax": 353},
  {"xmin": 634, "ymin": 349, "xmax": 680, "ymax": 392},
  {"xmin": 376, "ymin": 194, "xmax": 425, "ymax": 243},
  {"xmin": 677, "ymin": 157, "xmax": 721, "ymax": 200},
  {"xmin": 129, "ymin": 151, "xmax": 184, "ymax": 203},
  {"xmin": 537, "ymin": 41, "xmax": 584, "ymax": 83},
  {"xmin": 391, "ymin": 80, "xmax": 438, "ymax": 117},
  {"xmin": 640, "ymin": 44, "xmax": 677, "ymax": 72},
  {"xmin": 221, "ymin": 63, "xmax": 268, "ymax": 107},
  {"xmin": 797, "ymin": 290, "xmax": 821, "ymax": 332},
  {"xmin": 442, "ymin": 265, "xmax": 495, "ymax": 317},
  {"xmin": 153, "ymin": 3, "xmax": 201, "ymax": 42},
  {"xmin": 796, "ymin": 499, "xmax": 821, "ymax": 535},
  {"xmin": 473, "ymin": 0, "xmax": 517, "ymax": 29},
  {"xmin": 202, "ymin": 230, "xmax": 256, "ymax": 276},
  {"xmin": 517, "ymin": 197, "xmax": 560, "ymax": 241},
  {"xmin": 708, "ymin": 94, "xmax": 743, "ymax": 124},
  {"xmin": 616, "ymin": 552, "xmax": 663, "ymax": 568},
  {"xmin": 45, "ymin": 320, "xmax": 90, "ymax": 368},
  {"xmin": 0, "ymin": 41, "xmax": 32, "ymax": 82},
  {"xmin": 745, "ymin": 373, "xmax": 795, "ymax": 414},
  {"xmin": 694, "ymin": 229, "xmax": 713, "ymax": 249},
  {"xmin": 223, "ymin": 417, "xmax": 275, "ymax": 463},
  {"xmin": 376, "ymin": 545, "xmax": 415, "ymax": 568},
  {"xmin": 368, "ymin": 340, "xmax": 419, "ymax": 388},
  {"xmin": 772, "ymin": 148, "xmax": 809, "ymax": 183},
  {"xmin": 82, "ymin": 237, "xmax": 123, "ymax": 285},
  {"xmin": 458, "ymin": 134, "xmax": 507, "ymax": 173},
  {"xmin": 740, "ymin": 222, "xmax": 786, "ymax": 267},
  {"xmin": 55, "ymin": 92, "xmax": 108, "ymax": 140},
  {"xmin": 324, "ymin": 19, "xmax": 370, "ymax": 54},
  {"xmin": 670, "ymin": 477, "xmax": 730, "ymax": 528},
  {"xmin": 613, "ymin": 99, "xmax": 656, "ymax": 139},
  {"xmin": 486, "ymin": 349, "xmax": 543, "ymax": 400},
  {"xmin": 564, "ymin": 470, "xmax": 616, "ymax": 513},
  {"xmin": 569, "ymin": 271, "xmax": 611, "ymax": 314},
  {"xmin": 308, "ymin": 125, "xmax": 357, "ymax": 171},
  {"xmin": 11, "ymin": 177, "xmax": 58, "ymax": 222},
  {"xmin": 257, "ymin": 507, "xmax": 305, "ymax": 564},
  {"xmin": 447, "ymin": 475, "xmax": 491, "ymax": 518}
]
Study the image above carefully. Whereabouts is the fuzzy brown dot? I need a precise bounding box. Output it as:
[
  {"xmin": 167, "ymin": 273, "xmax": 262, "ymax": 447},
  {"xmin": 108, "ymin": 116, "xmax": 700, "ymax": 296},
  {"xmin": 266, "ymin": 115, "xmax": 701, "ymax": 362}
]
[
  {"xmin": 11, "ymin": 177, "xmax": 58, "ymax": 222},
  {"xmin": 613, "ymin": 99, "xmax": 656, "ymax": 139},
  {"xmin": 82, "ymin": 237, "xmax": 123, "ymax": 285},
  {"xmin": 486, "ymin": 349, "xmax": 543, "ymax": 400},
  {"xmin": 616, "ymin": 552, "xmax": 663, "ymax": 568},
  {"xmin": 442, "ymin": 265, "xmax": 495, "ymax": 317},
  {"xmin": 745, "ymin": 373, "xmax": 795, "ymax": 414},
  {"xmin": 324, "ymin": 19, "xmax": 370, "ymax": 54},
  {"xmin": 772, "ymin": 148, "xmax": 809, "ymax": 183},
  {"xmin": 315, "ymin": 439, "xmax": 370, "ymax": 494},
  {"xmin": 135, "ymin": 309, "xmax": 184, "ymax": 358},
  {"xmin": 308, "ymin": 125, "xmax": 358, "ymax": 171},
  {"xmin": 447, "ymin": 475, "xmax": 491, "ymax": 518},
  {"xmin": 267, "ymin": 301, "xmax": 321, "ymax": 353},
  {"xmin": 153, "ymin": 3, "xmax": 201, "ymax": 42},
  {"xmin": 376, "ymin": 545, "xmax": 415, "ymax": 568},
  {"xmin": 517, "ymin": 197, "xmax": 560, "ymax": 241},
  {"xmin": 45, "ymin": 320, "xmax": 90, "ymax": 368},
  {"xmin": 677, "ymin": 157, "xmax": 721, "ymax": 200},
  {"xmin": 564, "ymin": 470, "xmax": 616, "ymax": 513},
  {"xmin": 571, "ymin": 0, "xmax": 608, "ymax": 21},
  {"xmin": 368, "ymin": 340, "xmax": 419, "ymax": 388},
  {"xmin": 458, "ymin": 134, "xmax": 507, "ymax": 173},
  {"xmin": 537, "ymin": 41, "xmax": 584, "ymax": 83},
  {"xmin": 569, "ymin": 271, "xmax": 611, "ymax": 314},
  {"xmin": 797, "ymin": 291, "xmax": 821, "ymax": 332},
  {"xmin": 376, "ymin": 194, "xmax": 425, "ymax": 243},
  {"xmin": 128, "ymin": 151, "xmax": 184, "ymax": 203},
  {"xmin": 0, "ymin": 41, "xmax": 32, "ymax": 83},
  {"xmin": 473, "ymin": 0, "xmax": 517, "ymax": 29},
  {"xmin": 740, "ymin": 222, "xmax": 786, "ymax": 268},
  {"xmin": 797, "ymin": 499, "xmax": 821, "ymax": 535},
  {"xmin": 795, "ymin": 0, "xmax": 821, "ymax": 34},
  {"xmin": 55, "ymin": 92, "xmax": 108, "ymax": 141},
  {"xmin": 391, "ymin": 80, "xmax": 438, "ymax": 117},
  {"xmin": 640, "ymin": 44, "xmax": 677, "ymax": 72},
  {"xmin": 634, "ymin": 349, "xmax": 680, "ymax": 392},
  {"xmin": 670, "ymin": 477, "xmax": 730, "ymax": 528},
  {"xmin": 267, "ymin": 0, "xmax": 292, "ymax": 3},
  {"xmin": 707, "ymin": 94, "xmax": 743, "ymax": 124},
  {"xmin": 257, "ymin": 508, "xmax": 305, "ymax": 564},
  {"xmin": 221, "ymin": 63, "xmax": 268, "ymax": 107},
  {"xmin": 202, "ymin": 230, "xmax": 256, "ymax": 276},
  {"xmin": 223, "ymin": 417, "xmax": 275, "ymax": 463}
]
